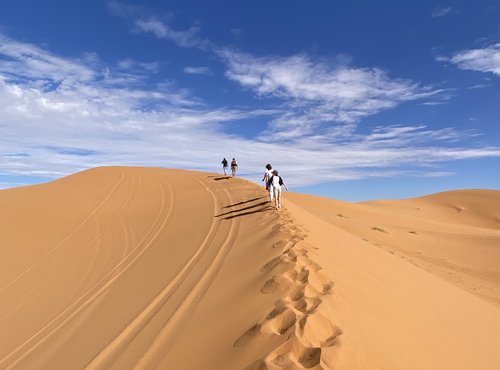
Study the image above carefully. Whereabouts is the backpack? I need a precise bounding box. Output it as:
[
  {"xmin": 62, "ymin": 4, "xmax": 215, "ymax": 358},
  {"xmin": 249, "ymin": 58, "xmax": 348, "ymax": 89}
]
[
  {"xmin": 231, "ymin": 160, "xmax": 237, "ymax": 167},
  {"xmin": 270, "ymin": 175, "xmax": 283, "ymax": 186}
]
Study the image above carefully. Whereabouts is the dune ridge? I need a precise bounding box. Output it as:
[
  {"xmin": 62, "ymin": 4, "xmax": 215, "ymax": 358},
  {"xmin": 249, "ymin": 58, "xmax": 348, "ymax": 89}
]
[
  {"xmin": 237, "ymin": 210, "xmax": 340, "ymax": 369},
  {"xmin": 1, "ymin": 167, "xmax": 500, "ymax": 369}
]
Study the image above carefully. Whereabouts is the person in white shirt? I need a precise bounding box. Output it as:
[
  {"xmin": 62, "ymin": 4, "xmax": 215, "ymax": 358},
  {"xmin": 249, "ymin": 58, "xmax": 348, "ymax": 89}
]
[
  {"xmin": 262, "ymin": 164, "xmax": 274, "ymax": 202},
  {"xmin": 269, "ymin": 170, "xmax": 288, "ymax": 209}
]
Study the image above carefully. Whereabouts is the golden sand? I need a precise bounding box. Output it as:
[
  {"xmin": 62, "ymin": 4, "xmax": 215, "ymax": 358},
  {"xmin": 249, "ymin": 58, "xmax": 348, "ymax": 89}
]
[{"xmin": 1, "ymin": 167, "xmax": 499, "ymax": 369}]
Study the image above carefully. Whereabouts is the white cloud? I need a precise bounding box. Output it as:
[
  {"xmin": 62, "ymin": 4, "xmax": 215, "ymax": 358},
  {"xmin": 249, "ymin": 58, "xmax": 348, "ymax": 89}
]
[
  {"xmin": 468, "ymin": 83, "xmax": 492, "ymax": 89},
  {"xmin": 0, "ymin": 34, "xmax": 96, "ymax": 85},
  {"xmin": 127, "ymin": 15, "xmax": 447, "ymax": 143},
  {"xmin": 362, "ymin": 125, "xmax": 479, "ymax": 146},
  {"xmin": 1, "ymin": 33, "xmax": 499, "ymax": 191},
  {"xmin": 134, "ymin": 18, "xmax": 206, "ymax": 49},
  {"xmin": 431, "ymin": 6, "xmax": 454, "ymax": 17},
  {"xmin": 117, "ymin": 58, "xmax": 159, "ymax": 73},
  {"xmin": 132, "ymin": 17, "xmax": 443, "ymax": 135},
  {"xmin": 184, "ymin": 66, "xmax": 212, "ymax": 75},
  {"xmin": 220, "ymin": 50, "xmax": 436, "ymax": 105},
  {"xmin": 217, "ymin": 49, "xmax": 441, "ymax": 140},
  {"xmin": 442, "ymin": 43, "xmax": 500, "ymax": 76}
]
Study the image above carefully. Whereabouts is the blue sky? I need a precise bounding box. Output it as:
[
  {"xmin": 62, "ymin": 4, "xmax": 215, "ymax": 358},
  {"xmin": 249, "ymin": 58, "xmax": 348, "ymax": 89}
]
[{"xmin": 0, "ymin": 0, "xmax": 499, "ymax": 201}]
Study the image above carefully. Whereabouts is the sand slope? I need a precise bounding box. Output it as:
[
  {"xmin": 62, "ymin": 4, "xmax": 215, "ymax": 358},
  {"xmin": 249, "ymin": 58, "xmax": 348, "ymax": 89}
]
[
  {"xmin": 285, "ymin": 190, "xmax": 500, "ymax": 369},
  {"xmin": 1, "ymin": 167, "xmax": 500, "ymax": 369}
]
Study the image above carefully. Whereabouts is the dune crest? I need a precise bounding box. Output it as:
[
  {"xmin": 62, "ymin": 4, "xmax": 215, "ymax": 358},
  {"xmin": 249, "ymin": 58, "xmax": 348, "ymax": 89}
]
[
  {"xmin": 1, "ymin": 167, "xmax": 500, "ymax": 369},
  {"xmin": 0, "ymin": 167, "xmax": 336, "ymax": 369}
]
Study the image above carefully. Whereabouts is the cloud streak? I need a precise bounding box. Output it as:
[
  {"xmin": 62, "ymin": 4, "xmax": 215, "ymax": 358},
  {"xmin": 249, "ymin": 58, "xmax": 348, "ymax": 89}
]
[
  {"xmin": 217, "ymin": 49, "xmax": 441, "ymax": 139},
  {"xmin": 431, "ymin": 6, "xmax": 454, "ymax": 17},
  {"xmin": 132, "ymin": 18, "xmax": 442, "ymax": 134},
  {"xmin": 441, "ymin": 43, "xmax": 500, "ymax": 76},
  {"xmin": 184, "ymin": 66, "xmax": 212, "ymax": 75},
  {"xmin": 0, "ymin": 33, "xmax": 499, "ymax": 191},
  {"xmin": 134, "ymin": 18, "xmax": 206, "ymax": 49}
]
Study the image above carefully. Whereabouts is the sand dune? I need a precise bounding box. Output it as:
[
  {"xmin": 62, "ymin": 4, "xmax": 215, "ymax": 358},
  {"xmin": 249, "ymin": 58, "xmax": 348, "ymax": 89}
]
[{"xmin": 1, "ymin": 167, "xmax": 499, "ymax": 369}]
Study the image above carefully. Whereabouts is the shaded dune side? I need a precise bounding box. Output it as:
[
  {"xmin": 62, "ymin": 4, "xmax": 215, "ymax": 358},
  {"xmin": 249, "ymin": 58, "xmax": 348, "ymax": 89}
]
[{"xmin": 0, "ymin": 167, "xmax": 337, "ymax": 369}]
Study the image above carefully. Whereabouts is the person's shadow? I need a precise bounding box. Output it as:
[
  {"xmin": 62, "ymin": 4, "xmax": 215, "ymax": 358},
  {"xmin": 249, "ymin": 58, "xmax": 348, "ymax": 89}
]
[{"xmin": 216, "ymin": 196, "xmax": 273, "ymax": 220}]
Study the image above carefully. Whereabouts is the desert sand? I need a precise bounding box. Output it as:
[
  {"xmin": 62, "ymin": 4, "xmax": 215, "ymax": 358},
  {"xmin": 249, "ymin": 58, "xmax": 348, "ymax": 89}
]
[{"xmin": 1, "ymin": 166, "xmax": 499, "ymax": 369}]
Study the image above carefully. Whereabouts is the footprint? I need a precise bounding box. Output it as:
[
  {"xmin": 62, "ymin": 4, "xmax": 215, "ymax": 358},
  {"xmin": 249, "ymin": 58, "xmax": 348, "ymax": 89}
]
[
  {"xmin": 322, "ymin": 283, "xmax": 334, "ymax": 295},
  {"xmin": 265, "ymin": 304, "xmax": 288, "ymax": 320},
  {"xmin": 260, "ymin": 256, "xmax": 282, "ymax": 272},
  {"xmin": 298, "ymin": 316, "xmax": 308, "ymax": 331},
  {"xmin": 298, "ymin": 347, "xmax": 321, "ymax": 368},
  {"xmin": 272, "ymin": 240, "xmax": 287, "ymax": 249},
  {"xmin": 245, "ymin": 359, "xmax": 267, "ymax": 370},
  {"xmin": 234, "ymin": 323, "xmax": 262, "ymax": 347},
  {"xmin": 249, "ymin": 209, "xmax": 339, "ymax": 369},
  {"xmin": 294, "ymin": 299, "xmax": 308, "ymax": 312},
  {"xmin": 294, "ymin": 297, "xmax": 322, "ymax": 314},
  {"xmin": 287, "ymin": 247, "xmax": 307, "ymax": 259},
  {"xmin": 261, "ymin": 255, "xmax": 295, "ymax": 273},
  {"xmin": 270, "ymin": 310, "xmax": 296, "ymax": 336},
  {"xmin": 289, "ymin": 288, "xmax": 305, "ymax": 302},
  {"xmin": 322, "ymin": 327, "xmax": 343, "ymax": 347},
  {"xmin": 296, "ymin": 268, "xmax": 309, "ymax": 284},
  {"xmin": 303, "ymin": 284, "xmax": 323, "ymax": 298},
  {"xmin": 261, "ymin": 276, "xmax": 280, "ymax": 294},
  {"xmin": 291, "ymin": 235, "xmax": 305, "ymax": 243}
]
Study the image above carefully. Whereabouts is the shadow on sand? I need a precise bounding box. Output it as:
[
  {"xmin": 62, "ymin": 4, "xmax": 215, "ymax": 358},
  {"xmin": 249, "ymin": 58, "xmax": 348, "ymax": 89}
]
[
  {"xmin": 223, "ymin": 196, "xmax": 266, "ymax": 209},
  {"xmin": 216, "ymin": 198, "xmax": 273, "ymax": 220},
  {"xmin": 220, "ymin": 207, "xmax": 274, "ymax": 220},
  {"xmin": 206, "ymin": 175, "xmax": 232, "ymax": 180}
]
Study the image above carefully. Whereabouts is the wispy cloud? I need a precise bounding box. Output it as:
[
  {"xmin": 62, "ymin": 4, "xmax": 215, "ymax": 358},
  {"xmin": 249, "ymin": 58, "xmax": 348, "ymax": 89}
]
[
  {"xmin": 431, "ymin": 6, "xmax": 454, "ymax": 17},
  {"xmin": 468, "ymin": 83, "xmax": 492, "ymax": 89},
  {"xmin": 439, "ymin": 43, "xmax": 500, "ymax": 76},
  {"xmin": 184, "ymin": 66, "xmax": 212, "ymax": 75},
  {"xmin": 217, "ymin": 49, "xmax": 441, "ymax": 139},
  {"xmin": 117, "ymin": 58, "xmax": 160, "ymax": 73},
  {"xmin": 134, "ymin": 18, "xmax": 205, "ymax": 48},
  {"xmin": 362, "ymin": 125, "xmax": 479, "ymax": 146},
  {"xmin": 125, "ymin": 15, "xmax": 445, "ymax": 142},
  {"xmin": 1, "ymin": 33, "xmax": 499, "ymax": 190}
]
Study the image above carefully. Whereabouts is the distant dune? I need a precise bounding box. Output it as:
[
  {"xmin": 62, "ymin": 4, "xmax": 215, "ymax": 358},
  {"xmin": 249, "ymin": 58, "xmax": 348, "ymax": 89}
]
[{"xmin": 1, "ymin": 167, "xmax": 499, "ymax": 369}]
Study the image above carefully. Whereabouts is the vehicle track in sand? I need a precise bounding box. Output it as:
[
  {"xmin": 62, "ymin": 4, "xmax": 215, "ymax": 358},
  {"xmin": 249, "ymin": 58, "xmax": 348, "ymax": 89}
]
[
  {"xmin": 127, "ymin": 176, "xmax": 240, "ymax": 370},
  {"xmin": 0, "ymin": 172, "xmax": 173, "ymax": 369},
  {"xmin": 0, "ymin": 171, "xmax": 126, "ymax": 295}
]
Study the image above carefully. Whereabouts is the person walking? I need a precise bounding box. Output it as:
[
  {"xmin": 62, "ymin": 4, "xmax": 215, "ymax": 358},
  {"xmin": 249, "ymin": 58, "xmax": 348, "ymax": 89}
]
[
  {"xmin": 230, "ymin": 158, "xmax": 238, "ymax": 177},
  {"xmin": 270, "ymin": 170, "xmax": 288, "ymax": 209},
  {"xmin": 221, "ymin": 158, "xmax": 228, "ymax": 175},
  {"xmin": 262, "ymin": 164, "xmax": 274, "ymax": 202}
]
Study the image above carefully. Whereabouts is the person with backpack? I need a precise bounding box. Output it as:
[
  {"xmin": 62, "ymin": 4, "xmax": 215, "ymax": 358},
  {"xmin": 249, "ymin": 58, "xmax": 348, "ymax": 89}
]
[
  {"xmin": 262, "ymin": 164, "xmax": 274, "ymax": 202},
  {"xmin": 269, "ymin": 170, "xmax": 288, "ymax": 209},
  {"xmin": 230, "ymin": 158, "xmax": 238, "ymax": 177},
  {"xmin": 221, "ymin": 158, "xmax": 228, "ymax": 175}
]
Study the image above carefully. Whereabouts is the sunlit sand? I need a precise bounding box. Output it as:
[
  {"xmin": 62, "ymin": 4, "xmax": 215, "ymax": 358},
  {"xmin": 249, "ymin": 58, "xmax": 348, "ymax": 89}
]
[{"xmin": 1, "ymin": 167, "xmax": 499, "ymax": 369}]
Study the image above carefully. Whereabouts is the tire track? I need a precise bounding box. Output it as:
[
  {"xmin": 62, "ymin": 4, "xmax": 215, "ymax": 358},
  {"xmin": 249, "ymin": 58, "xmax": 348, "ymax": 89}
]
[
  {"xmin": 133, "ymin": 177, "xmax": 240, "ymax": 370},
  {"xmin": 0, "ymin": 171, "xmax": 127, "ymax": 295},
  {"xmin": 0, "ymin": 174, "xmax": 173, "ymax": 369},
  {"xmin": 85, "ymin": 176, "xmax": 231, "ymax": 369}
]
